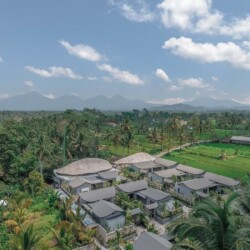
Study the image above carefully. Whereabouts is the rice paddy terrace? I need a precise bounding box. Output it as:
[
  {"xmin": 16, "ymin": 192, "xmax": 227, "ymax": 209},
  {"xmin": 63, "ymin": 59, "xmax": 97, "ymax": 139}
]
[{"xmin": 164, "ymin": 142, "xmax": 250, "ymax": 179}]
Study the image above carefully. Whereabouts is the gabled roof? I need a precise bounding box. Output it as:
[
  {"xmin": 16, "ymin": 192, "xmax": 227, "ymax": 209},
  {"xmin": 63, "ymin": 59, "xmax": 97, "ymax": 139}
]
[
  {"xmin": 79, "ymin": 187, "xmax": 116, "ymax": 203},
  {"xmin": 68, "ymin": 177, "xmax": 85, "ymax": 188},
  {"xmin": 176, "ymin": 164, "xmax": 205, "ymax": 175},
  {"xmin": 154, "ymin": 158, "xmax": 177, "ymax": 168},
  {"xmin": 204, "ymin": 172, "xmax": 240, "ymax": 187},
  {"xmin": 117, "ymin": 180, "xmax": 148, "ymax": 194},
  {"xmin": 178, "ymin": 178, "xmax": 216, "ymax": 191},
  {"xmin": 134, "ymin": 231, "xmax": 172, "ymax": 250},
  {"xmin": 231, "ymin": 136, "xmax": 250, "ymax": 142},
  {"xmin": 132, "ymin": 161, "xmax": 158, "ymax": 170},
  {"xmin": 137, "ymin": 188, "xmax": 170, "ymax": 202},
  {"xmin": 114, "ymin": 152, "xmax": 155, "ymax": 165},
  {"xmin": 98, "ymin": 170, "xmax": 118, "ymax": 180},
  {"xmin": 55, "ymin": 158, "xmax": 113, "ymax": 176},
  {"xmin": 89, "ymin": 200, "xmax": 123, "ymax": 218},
  {"xmin": 154, "ymin": 168, "xmax": 186, "ymax": 178}
]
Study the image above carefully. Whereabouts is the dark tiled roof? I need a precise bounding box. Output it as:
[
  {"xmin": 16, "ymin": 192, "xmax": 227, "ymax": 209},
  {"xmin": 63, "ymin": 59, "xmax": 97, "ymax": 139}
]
[
  {"xmin": 79, "ymin": 187, "xmax": 116, "ymax": 203},
  {"xmin": 134, "ymin": 231, "xmax": 172, "ymax": 250},
  {"xmin": 68, "ymin": 177, "xmax": 85, "ymax": 188},
  {"xmin": 137, "ymin": 188, "xmax": 170, "ymax": 202},
  {"xmin": 98, "ymin": 170, "xmax": 118, "ymax": 180},
  {"xmin": 89, "ymin": 200, "xmax": 123, "ymax": 218},
  {"xmin": 117, "ymin": 180, "xmax": 148, "ymax": 194},
  {"xmin": 204, "ymin": 172, "xmax": 240, "ymax": 187}
]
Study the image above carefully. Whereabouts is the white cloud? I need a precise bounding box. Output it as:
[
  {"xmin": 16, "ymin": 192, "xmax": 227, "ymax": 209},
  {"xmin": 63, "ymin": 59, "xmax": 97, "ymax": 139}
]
[
  {"xmin": 0, "ymin": 93, "xmax": 10, "ymax": 99},
  {"xmin": 59, "ymin": 40, "xmax": 103, "ymax": 62},
  {"xmin": 87, "ymin": 76, "xmax": 98, "ymax": 81},
  {"xmin": 25, "ymin": 66, "xmax": 82, "ymax": 79},
  {"xmin": 24, "ymin": 80, "xmax": 34, "ymax": 87},
  {"xmin": 148, "ymin": 97, "xmax": 186, "ymax": 105},
  {"xmin": 158, "ymin": 0, "xmax": 214, "ymax": 30},
  {"xmin": 0, "ymin": 57, "xmax": 3, "ymax": 63},
  {"xmin": 102, "ymin": 76, "xmax": 113, "ymax": 82},
  {"xmin": 97, "ymin": 63, "xmax": 143, "ymax": 85},
  {"xmin": 212, "ymin": 76, "xmax": 218, "ymax": 81},
  {"xmin": 109, "ymin": 0, "xmax": 155, "ymax": 23},
  {"xmin": 158, "ymin": 0, "xmax": 250, "ymax": 39},
  {"xmin": 168, "ymin": 85, "xmax": 182, "ymax": 91},
  {"xmin": 155, "ymin": 68, "xmax": 171, "ymax": 82},
  {"xmin": 163, "ymin": 37, "xmax": 250, "ymax": 71},
  {"xmin": 44, "ymin": 93, "xmax": 55, "ymax": 99},
  {"xmin": 178, "ymin": 77, "xmax": 211, "ymax": 89},
  {"xmin": 231, "ymin": 97, "xmax": 250, "ymax": 105}
]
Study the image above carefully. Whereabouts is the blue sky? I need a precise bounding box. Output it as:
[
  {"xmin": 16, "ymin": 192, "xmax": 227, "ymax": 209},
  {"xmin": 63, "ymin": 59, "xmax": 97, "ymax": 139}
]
[{"xmin": 1, "ymin": 0, "xmax": 250, "ymax": 104}]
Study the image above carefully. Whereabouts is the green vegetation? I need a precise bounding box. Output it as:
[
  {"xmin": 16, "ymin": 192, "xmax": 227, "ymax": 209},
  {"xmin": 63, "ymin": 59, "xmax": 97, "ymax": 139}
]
[
  {"xmin": 169, "ymin": 184, "xmax": 250, "ymax": 249},
  {"xmin": 1, "ymin": 109, "xmax": 250, "ymax": 248},
  {"xmin": 164, "ymin": 142, "xmax": 250, "ymax": 179}
]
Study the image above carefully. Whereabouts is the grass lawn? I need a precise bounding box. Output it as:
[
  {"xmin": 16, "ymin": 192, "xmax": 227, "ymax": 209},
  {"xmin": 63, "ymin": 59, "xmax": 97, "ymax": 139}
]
[{"xmin": 164, "ymin": 142, "xmax": 250, "ymax": 179}]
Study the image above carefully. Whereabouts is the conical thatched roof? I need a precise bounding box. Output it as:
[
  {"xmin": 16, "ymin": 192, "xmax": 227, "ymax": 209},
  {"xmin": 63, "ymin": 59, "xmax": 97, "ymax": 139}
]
[
  {"xmin": 55, "ymin": 158, "xmax": 112, "ymax": 176},
  {"xmin": 114, "ymin": 152, "xmax": 155, "ymax": 165}
]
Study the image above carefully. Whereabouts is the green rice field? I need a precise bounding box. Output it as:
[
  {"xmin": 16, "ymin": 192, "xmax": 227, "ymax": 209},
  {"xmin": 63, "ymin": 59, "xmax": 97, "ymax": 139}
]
[{"xmin": 164, "ymin": 142, "xmax": 250, "ymax": 179}]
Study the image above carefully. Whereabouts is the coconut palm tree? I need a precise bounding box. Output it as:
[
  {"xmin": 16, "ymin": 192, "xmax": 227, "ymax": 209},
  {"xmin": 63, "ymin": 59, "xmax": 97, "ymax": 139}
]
[
  {"xmin": 147, "ymin": 127, "xmax": 159, "ymax": 150},
  {"xmin": 169, "ymin": 193, "xmax": 250, "ymax": 250}
]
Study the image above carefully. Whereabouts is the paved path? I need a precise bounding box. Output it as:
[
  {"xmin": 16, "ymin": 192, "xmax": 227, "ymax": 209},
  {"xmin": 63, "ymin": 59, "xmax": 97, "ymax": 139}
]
[{"xmin": 154, "ymin": 140, "xmax": 212, "ymax": 158}]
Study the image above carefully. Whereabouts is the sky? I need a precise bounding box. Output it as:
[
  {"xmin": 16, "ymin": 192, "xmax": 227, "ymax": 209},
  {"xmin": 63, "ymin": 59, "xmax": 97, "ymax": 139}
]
[{"xmin": 1, "ymin": 0, "xmax": 250, "ymax": 104}]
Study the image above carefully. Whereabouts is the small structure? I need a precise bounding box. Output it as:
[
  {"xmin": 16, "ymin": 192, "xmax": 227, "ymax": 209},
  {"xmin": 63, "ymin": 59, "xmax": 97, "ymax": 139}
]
[
  {"xmin": 116, "ymin": 180, "xmax": 148, "ymax": 198},
  {"xmin": 135, "ymin": 188, "xmax": 172, "ymax": 218},
  {"xmin": 129, "ymin": 161, "xmax": 162, "ymax": 174},
  {"xmin": 231, "ymin": 136, "xmax": 250, "ymax": 145},
  {"xmin": 79, "ymin": 186, "xmax": 116, "ymax": 204},
  {"xmin": 151, "ymin": 168, "xmax": 186, "ymax": 183},
  {"xmin": 176, "ymin": 164, "xmax": 205, "ymax": 177},
  {"xmin": 88, "ymin": 200, "xmax": 125, "ymax": 232},
  {"xmin": 154, "ymin": 158, "xmax": 177, "ymax": 169},
  {"xmin": 134, "ymin": 231, "xmax": 172, "ymax": 250},
  {"xmin": 175, "ymin": 178, "xmax": 218, "ymax": 198},
  {"xmin": 67, "ymin": 177, "xmax": 87, "ymax": 195},
  {"xmin": 204, "ymin": 172, "xmax": 240, "ymax": 189},
  {"xmin": 114, "ymin": 152, "xmax": 156, "ymax": 166},
  {"xmin": 98, "ymin": 170, "xmax": 118, "ymax": 182}
]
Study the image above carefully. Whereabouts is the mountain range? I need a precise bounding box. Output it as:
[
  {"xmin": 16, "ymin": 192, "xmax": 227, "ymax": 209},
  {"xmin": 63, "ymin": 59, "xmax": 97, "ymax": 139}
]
[{"xmin": 0, "ymin": 92, "xmax": 248, "ymax": 111}]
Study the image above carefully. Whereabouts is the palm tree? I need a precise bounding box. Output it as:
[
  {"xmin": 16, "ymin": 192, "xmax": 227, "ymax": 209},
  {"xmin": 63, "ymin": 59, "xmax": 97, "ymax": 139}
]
[
  {"xmin": 177, "ymin": 127, "xmax": 187, "ymax": 150},
  {"xmin": 169, "ymin": 193, "xmax": 250, "ymax": 250},
  {"xmin": 10, "ymin": 225, "xmax": 41, "ymax": 250},
  {"xmin": 239, "ymin": 182, "xmax": 250, "ymax": 215},
  {"xmin": 51, "ymin": 221, "xmax": 74, "ymax": 250},
  {"xmin": 147, "ymin": 127, "xmax": 159, "ymax": 150}
]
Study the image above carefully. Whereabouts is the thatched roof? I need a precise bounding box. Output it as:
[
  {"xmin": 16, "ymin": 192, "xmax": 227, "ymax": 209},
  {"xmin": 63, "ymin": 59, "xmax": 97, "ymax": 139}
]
[
  {"xmin": 154, "ymin": 158, "xmax": 177, "ymax": 168},
  {"xmin": 55, "ymin": 158, "xmax": 112, "ymax": 176},
  {"xmin": 114, "ymin": 152, "xmax": 155, "ymax": 165}
]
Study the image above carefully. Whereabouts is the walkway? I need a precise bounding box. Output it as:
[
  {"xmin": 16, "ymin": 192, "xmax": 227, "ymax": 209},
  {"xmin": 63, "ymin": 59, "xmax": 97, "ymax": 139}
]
[{"xmin": 154, "ymin": 140, "xmax": 211, "ymax": 158}]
